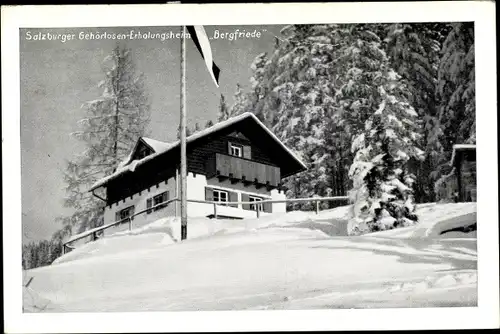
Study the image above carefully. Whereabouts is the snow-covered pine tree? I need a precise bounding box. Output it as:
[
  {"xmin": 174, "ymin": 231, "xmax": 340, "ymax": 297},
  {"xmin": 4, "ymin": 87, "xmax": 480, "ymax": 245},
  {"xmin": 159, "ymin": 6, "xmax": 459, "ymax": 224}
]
[
  {"xmin": 262, "ymin": 24, "xmax": 349, "ymax": 207},
  {"xmin": 334, "ymin": 25, "xmax": 423, "ymax": 234},
  {"xmin": 217, "ymin": 94, "xmax": 230, "ymax": 122},
  {"xmin": 247, "ymin": 52, "xmax": 270, "ymax": 123},
  {"xmin": 434, "ymin": 23, "xmax": 475, "ymax": 189},
  {"xmin": 252, "ymin": 38, "xmax": 286, "ymax": 129},
  {"xmin": 328, "ymin": 24, "xmax": 392, "ymax": 212},
  {"xmin": 384, "ymin": 23, "xmax": 445, "ymax": 203},
  {"xmin": 348, "ymin": 75, "xmax": 424, "ymax": 235},
  {"xmin": 60, "ymin": 43, "xmax": 150, "ymax": 234},
  {"xmin": 229, "ymin": 83, "xmax": 249, "ymax": 117}
]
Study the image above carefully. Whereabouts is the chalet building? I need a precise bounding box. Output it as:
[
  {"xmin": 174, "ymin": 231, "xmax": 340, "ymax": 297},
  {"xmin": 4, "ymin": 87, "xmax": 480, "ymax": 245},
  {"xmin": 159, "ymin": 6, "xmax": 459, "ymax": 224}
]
[
  {"xmin": 89, "ymin": 112, "xmax": 307, "ymax": 227},
  {"xmin": 437, "ymin": 144, "xmax": 476, "ymax": 202}
]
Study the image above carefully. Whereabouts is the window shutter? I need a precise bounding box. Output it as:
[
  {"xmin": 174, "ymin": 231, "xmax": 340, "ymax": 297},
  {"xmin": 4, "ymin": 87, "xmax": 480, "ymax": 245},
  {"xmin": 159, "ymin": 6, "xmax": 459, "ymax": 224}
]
[
  {"xmin": 161, "ymin": 191, "xmax": 169, "ymax": 210},
  {"xmin": 146, "ymin": 198, "xmax": 152, "ymax": 214},
  {"xmin": 227, "ymin": 141, "xmax": 232, "ymax": 155},
  {"xmin": 229, "ymin": 191, "xmax": 238, "ymax": 207},
  {"xmin": 243, "ymin": 145, "xmax": 252, "ymax": 159},
  {"xmin": 115, "ymin": 211, "xmax": 120, "ymax": 222},
  {"xmin": 241, "ymin": 193, "xmax": 250, "ymax": 210},
  {"xmin": 264, "ymin": 201, "xmax": 272, "ymax": 213},
  {"xmin": 205, "ymin": 187, "xmax": 213, "ymax": 201},
  {"xmin": 130, "ymin": 206, "xmax": 135, "ymax": 220}
]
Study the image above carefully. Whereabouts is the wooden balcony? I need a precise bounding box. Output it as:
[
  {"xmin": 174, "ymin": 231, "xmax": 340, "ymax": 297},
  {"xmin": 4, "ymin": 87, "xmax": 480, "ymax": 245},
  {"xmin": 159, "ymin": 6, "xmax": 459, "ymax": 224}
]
[{"xmin": 207, "ymin": 153, "xmax": 281, "ymax": 189}]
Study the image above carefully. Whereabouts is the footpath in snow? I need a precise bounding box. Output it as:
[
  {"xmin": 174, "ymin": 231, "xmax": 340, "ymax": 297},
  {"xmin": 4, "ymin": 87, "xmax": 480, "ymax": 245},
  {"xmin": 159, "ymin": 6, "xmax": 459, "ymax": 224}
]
[{"xmin": 24, "ymin": 202, "xmax": 477, "ymax": 312}]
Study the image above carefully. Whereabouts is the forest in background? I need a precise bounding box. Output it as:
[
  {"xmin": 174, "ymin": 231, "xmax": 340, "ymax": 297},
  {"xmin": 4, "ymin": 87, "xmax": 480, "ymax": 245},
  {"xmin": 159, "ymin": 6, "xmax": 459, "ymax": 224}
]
[{"xmin": 23, "ymin": 22, "xmax": 475, "ymax": 269}]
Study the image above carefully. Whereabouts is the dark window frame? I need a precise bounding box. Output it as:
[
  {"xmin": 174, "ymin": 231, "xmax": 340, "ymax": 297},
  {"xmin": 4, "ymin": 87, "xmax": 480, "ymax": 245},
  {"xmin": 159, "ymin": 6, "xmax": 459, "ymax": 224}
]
[
  {"xmin": 117, "ymin": 205, "xmax": 135, "ymax": 222},
  {"xmin": 229, "ymin": 143, "xmax": 243, "ymax": 157},
  {"xmin": 147, "ymin": 191, "xmax": 169, "ymax": 214},
  {"xmin": 213, "ymin": 189, "xmax": 229, "ymax": 206}
]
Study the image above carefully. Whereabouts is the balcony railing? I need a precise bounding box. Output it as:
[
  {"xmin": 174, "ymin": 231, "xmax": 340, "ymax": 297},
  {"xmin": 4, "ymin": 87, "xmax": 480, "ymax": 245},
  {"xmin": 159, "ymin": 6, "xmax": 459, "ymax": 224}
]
[{"xmin": 207, "ymin": 153, "xmax": 281, "ymax": 188}]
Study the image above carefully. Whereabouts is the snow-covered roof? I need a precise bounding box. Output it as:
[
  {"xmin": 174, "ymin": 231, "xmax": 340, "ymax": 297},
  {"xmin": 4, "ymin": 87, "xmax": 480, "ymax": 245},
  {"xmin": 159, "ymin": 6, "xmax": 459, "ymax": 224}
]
[
  {"xmin": 116, "ymin": 137, "xmax": 175, "ymax": 169},
  {"xmin": 450, "ymin": 144, "xmax": 476, "ymax": 166},
  {"xmin": 90, "ymin": 112, "xmax": 307, "ymax": 191},
  {"xmin": 141, "ymin": 137, "xmax": 174, "ymax": 153}
]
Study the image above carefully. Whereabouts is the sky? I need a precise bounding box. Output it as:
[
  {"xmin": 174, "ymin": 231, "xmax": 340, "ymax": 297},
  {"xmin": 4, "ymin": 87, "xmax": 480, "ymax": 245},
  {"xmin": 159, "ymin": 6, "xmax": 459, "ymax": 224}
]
[{"xmin": 20, "ymin": 25, "xmax": 284, "ymax": 243}]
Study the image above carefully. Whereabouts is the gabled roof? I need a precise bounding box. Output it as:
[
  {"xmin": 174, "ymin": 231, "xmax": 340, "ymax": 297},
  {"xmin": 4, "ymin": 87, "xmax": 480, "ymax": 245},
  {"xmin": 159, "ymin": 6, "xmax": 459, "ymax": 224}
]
[
  {"xmin": 115, "ymin": 137, "xmax": 175, "ymax": 170},
  {"xmin": 117, "ymin": 137, "xmax": 175, "ymax": 168},
  {"xmin": 90, "ymin": 112, "xmax": 307, "ymax": 191}
]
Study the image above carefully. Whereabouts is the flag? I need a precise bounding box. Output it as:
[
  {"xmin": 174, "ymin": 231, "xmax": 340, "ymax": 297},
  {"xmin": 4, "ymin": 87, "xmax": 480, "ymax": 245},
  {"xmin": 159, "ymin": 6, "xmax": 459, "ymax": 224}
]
[{"xmin": 186, "ymin": 25, "xmax": 221, "ymax": 87}]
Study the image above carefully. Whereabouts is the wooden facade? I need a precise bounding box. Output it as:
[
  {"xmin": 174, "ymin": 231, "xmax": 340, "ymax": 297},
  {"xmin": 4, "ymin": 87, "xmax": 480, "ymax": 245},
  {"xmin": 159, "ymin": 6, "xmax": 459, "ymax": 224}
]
[{"xmin": 208, "ymin": 153, "xmax": 281, "ymax": 188}]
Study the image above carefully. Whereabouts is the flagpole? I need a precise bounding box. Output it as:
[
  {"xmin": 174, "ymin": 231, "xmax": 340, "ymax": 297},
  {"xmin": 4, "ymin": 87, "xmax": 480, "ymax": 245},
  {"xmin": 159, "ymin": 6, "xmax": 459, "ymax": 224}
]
[{"xmin": 180, "ymin": 25, "xmax": 188, "ymax": 240}]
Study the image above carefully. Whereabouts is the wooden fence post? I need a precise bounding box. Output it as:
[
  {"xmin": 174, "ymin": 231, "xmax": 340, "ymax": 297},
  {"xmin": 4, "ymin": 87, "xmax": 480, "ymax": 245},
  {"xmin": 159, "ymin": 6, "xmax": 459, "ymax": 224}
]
[
  {"xmin": 213, "ymin": 203, "xmax": 217, "ymax": 219},
  {"xmin": 315, "ymin": 200, "xmax": 320, "ymax": 214}
]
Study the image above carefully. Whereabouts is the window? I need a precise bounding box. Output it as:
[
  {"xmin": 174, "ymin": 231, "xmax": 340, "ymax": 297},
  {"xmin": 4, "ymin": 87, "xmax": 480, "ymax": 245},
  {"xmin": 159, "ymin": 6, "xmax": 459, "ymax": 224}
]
[
  {"xmin": 116, "ymin": 205, "xmax": 135, "ymax": 222},
  {"xmin": 135, "ymin": 145, "xmax": 151, "ymax": 160},
  {"xmin": 249, "ymin": 196, "xmax": 263, "ymax": 212},
  {"xmin": 230, "ymin": 143, "xmax": 243, "ymax": 157},
  {"xmin": 213, "ymin": 189, "xmax": 229, "ymax": 205},
  {"xmin": 147, "ymin": 191, "xmax": 169, "ymax": 214}
]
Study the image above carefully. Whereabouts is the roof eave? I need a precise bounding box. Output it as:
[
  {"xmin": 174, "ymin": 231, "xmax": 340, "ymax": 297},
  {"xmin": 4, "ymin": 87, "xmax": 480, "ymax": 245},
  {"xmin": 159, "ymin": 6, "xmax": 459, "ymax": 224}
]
[{"xmin": 281, "ymin": 166, "xmax": 308, "ymax": 179}]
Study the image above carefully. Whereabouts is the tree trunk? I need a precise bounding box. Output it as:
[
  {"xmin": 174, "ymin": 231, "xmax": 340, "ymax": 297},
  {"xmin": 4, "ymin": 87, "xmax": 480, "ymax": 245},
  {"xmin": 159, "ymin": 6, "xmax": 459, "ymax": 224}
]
[{"xmin": 113, "ymin": 49, "xmax": 120, "ymax": 163}]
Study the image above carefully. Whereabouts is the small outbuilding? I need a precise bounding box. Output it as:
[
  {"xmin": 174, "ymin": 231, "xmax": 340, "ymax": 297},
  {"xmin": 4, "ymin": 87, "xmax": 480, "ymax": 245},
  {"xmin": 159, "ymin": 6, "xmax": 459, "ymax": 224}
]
[{"xmin": 449, "ymin": 144, "xmax": 477, "ymax": 202}]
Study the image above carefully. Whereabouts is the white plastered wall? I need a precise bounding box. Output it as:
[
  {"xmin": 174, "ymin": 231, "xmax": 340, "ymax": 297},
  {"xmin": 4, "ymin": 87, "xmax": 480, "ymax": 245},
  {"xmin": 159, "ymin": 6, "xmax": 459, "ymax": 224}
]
[
  {"xmin": 103, "ymin": 176, "xmax": 177, "ymax": 234},
  {"xmin": 270, "ymin": 189, "xmax": 287, "ymax": 213},
  {"xmin": 102, "ymin": 172, "xmax": 288, "ymax": 228}
]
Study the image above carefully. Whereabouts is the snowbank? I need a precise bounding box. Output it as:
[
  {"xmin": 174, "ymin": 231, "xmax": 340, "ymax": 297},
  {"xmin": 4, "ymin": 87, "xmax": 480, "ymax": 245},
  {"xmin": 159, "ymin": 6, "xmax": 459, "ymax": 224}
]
[
  {"xmin": 23, "ymin": 273, "xmax": 55, "ymax": 312},
  {"xmin": 57, "ymin": 202, "xmax": 476, "ymax": 265},
  {"xmin": 25, "ymin": 203, "xmax": 477, "ymax": 312},
  {"xmin": 56, "ymin": 206, "xmax": 352, "ymax": 265},
  {"xmin": 369, "ymin": 202, "xmax": 477, "ymax": 238}
]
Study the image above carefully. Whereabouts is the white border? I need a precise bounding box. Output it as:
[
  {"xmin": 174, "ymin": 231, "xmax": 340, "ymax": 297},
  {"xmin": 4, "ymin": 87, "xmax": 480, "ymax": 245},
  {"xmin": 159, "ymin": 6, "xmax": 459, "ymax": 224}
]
[{"xmin": 2, "ymin": 2, "xmax": 498, "ymax": 333}]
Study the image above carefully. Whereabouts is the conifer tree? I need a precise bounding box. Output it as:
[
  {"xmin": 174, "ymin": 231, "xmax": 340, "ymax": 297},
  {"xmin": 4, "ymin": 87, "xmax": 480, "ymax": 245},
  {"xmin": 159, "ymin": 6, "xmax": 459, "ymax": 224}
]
[
  {"xmin": 322, "ymin": 25, "xmax": 424, "ymax": 233},
  {"xmin": 384, "ymin": 23, "xmax": 445, "ymax": 202},
  {"xmin": 193, "ymin": 122, "xmax": 201, "ymax": 132},
  {"xmin": 435, "ymin": 23, "xmax": 475, "ymax": 183},
  {"xmin": 348, "ymin": 79, "xmax": 423, "ymax": 235},
  {"xmin": 229, "ymin": 83, "xmax": 249, "ymax": 117},
  {"xmin": 59, "ymin": 43, "xmax": 150, "ymax": 234},
  {"xmin": 261, "ymin": 25, "xmax": 339, "ymax": 205},
  {"xmin": 217, "ymin": 94, "xmax": 230, "ymax": 122},
  {"xmin": 242, "ymin": 23, "xmax": 472, "ymax": 213},
  {"xmin": 22, "ymin": 232, "xmax": 65, "ymax": 269},
  {"xmin": 247, "ymin": 52, "xmax": 269, "ymax": 123},
  {"xmin": 205, "ymin": 119, "xmax": 214, "ymax": 129}
]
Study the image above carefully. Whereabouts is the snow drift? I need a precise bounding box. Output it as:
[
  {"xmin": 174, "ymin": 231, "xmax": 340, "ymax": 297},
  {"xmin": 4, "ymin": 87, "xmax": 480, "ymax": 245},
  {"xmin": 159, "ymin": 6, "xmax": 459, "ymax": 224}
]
[{"xmin": 25, "ymin": 202, "xmax": 477, "ymax": 312}]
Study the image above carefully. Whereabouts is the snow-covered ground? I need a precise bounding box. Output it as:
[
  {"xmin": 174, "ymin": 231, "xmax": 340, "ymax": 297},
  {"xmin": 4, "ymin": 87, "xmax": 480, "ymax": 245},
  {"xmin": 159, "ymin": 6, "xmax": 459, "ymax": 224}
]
[{"xmin": 23, "ymin": 202, "xmax": 477, "ymax": 312}]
